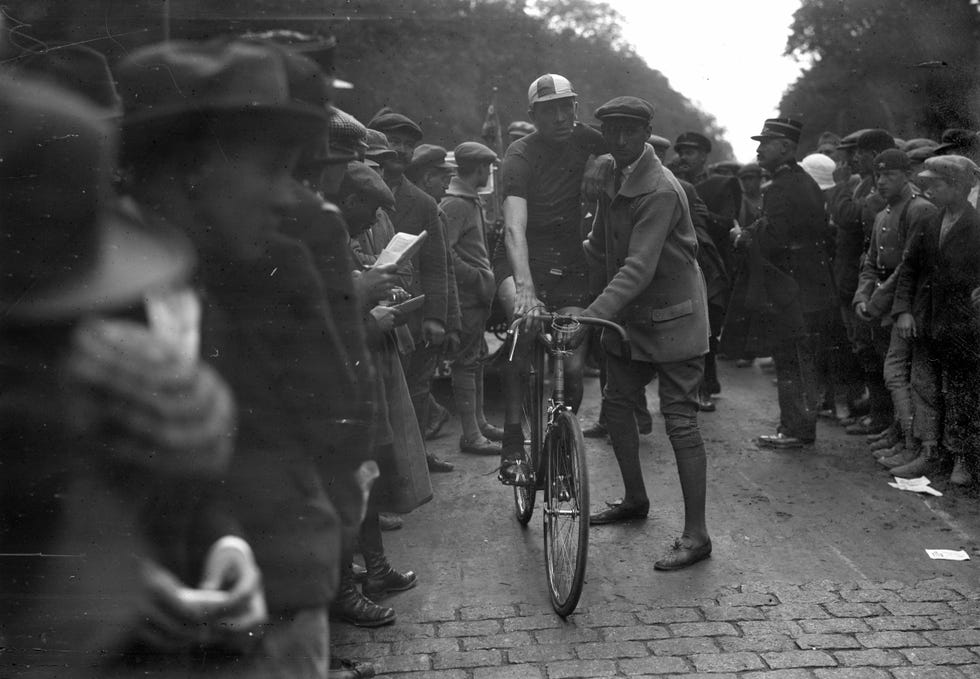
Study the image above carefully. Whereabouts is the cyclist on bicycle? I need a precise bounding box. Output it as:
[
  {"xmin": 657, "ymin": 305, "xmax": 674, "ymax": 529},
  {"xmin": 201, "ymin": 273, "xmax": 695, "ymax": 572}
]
[{"xmin": 495, "ymin": 73, "xmax": 607, "ymax": 486}]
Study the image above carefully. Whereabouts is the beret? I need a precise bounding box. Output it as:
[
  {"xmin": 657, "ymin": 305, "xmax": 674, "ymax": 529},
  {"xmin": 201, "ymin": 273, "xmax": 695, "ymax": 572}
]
[
  {"xmin": 675, "ymin": 130, "xmax": 712, "ymax": 152},
  {"xmin": 873, "ymin": 148, "xmax": 910, "ymax": 172},
  {"xmin": 408, "ymin": 144, "xmax": 455, "ymax": 173},
  {"xmin": 454, "ymin": 141, "xmax": 498, "ymax": 164},
  {"xmin": 856, "ymin": 129, "xmax": 895, "ymax": 153},
  {"xmin": 344, "ymin": 160, "xmax": 395, "ymax": 209},
  {"xmin": 918, "ymin": 154, "xmax": 980, "ymax": 187},
  {"xmin": 367, "ymin": 110, "xmax": 423, "ymax": 140},
  {"xmin": 594, "ymin": 96, "xmax": 655, "ymax": 124}
]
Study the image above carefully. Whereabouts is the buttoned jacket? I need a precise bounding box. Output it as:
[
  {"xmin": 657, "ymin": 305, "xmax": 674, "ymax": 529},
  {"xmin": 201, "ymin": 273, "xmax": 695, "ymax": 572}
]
[
  {"xmin": 583, "ymin": 144, "xmax": 709, "ymax": 364},
  {"xmin": 440, "ymin": 176, "xmax": 495, "ymax": 310}
]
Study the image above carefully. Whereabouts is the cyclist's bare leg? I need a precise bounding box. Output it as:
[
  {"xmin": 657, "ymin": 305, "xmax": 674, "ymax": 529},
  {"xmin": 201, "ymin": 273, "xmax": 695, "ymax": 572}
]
[{"xmin": 496, "ymin": 276, "xmax": 537, "ymax": 485}]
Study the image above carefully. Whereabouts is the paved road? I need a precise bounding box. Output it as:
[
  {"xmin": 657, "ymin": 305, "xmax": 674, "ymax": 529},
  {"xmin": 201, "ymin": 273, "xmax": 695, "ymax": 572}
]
[{"xmin": 334, "ymin": 360, "xmax": 980, "ymax": 677}]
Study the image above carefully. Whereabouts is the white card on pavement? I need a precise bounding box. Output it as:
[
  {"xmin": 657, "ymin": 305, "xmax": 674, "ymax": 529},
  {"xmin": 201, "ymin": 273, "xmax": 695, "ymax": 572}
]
[{"xmin": 925, "ymin": 549, "xmax": 970, "ymax": 561}]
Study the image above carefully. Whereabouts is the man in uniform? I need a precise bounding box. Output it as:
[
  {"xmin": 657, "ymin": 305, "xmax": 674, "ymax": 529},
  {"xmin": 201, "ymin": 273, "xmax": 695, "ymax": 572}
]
[
  {"xmin": 673, "ymin": 131, "xmax": 712, "ymax": 184},
  {"xmin": 581, "ymin": 96, "xmax": 712, "ymax": 571},
  {"xmin": 496, "ymin": 73, "xmax": 607, "ymax": 485},
  {"xmin": 749, "ymin": 117, "xmax": 837, "ymax": 448}
]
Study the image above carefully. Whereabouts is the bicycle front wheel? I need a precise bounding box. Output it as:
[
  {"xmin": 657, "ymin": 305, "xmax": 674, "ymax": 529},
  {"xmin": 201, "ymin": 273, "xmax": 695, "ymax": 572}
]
[
  {"xmin": 543, "ymin": 409, "xmax": 589, "ymax": 616},
  {"xmin": 514, "ymin": 340, "xmax": 545, "ymax": 525}
]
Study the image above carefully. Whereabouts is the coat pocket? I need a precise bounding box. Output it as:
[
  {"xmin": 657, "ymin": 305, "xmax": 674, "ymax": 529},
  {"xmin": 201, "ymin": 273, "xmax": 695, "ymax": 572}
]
[{"xmin": 649, "ymin": 299, "xmax": 693, "ymax": 322}]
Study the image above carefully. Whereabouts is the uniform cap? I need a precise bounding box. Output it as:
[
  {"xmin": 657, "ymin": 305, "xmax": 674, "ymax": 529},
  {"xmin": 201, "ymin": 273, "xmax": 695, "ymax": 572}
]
[
  {"xmin": 855, "ymin": 129, "xmax": 896, "ymax": 153},
  {"xmin": 367, "ymin": 109, "xmax": 423, "ymax": 142},
  {"xmin": 674, "ymin": 131, "xmax": 712, "ymax": 153},
  {"xmin": 800, "ymin": 153, "xmax": 836, "ymax": 190},
  {"xmin": 454, "ymin": 141, "xmax": 498, "ymax": 165},
  {"xmin": 751, "ymin": 117, "xmax": 803, "ymax": 143},
  {"xmin": 527, "ymin": 73, "xmax": 576, "ymax": 107},
  {"xmin": 873, "ymin": 149, "xmax": 910, "ymax": 172},
  {"xmin": 917, "ymin": 154, "xmax": 980, "ymax": 187},
  {"xmin": 344, "ymin": 160, "xmax": 395, "ymax": 210},
  {"xmin": 594, "ymin": 96, "xmax": 655, "ymax": 124}
]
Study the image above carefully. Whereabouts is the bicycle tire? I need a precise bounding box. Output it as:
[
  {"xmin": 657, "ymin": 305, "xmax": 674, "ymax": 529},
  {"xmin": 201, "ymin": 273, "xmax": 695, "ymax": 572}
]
[
  {"xmin": 543, "ymin": 409, "xmax": 589, "ymax": 616},
  {"xmin": 514, "ymin": 339, "xmax": 545, "ymax": 525}
]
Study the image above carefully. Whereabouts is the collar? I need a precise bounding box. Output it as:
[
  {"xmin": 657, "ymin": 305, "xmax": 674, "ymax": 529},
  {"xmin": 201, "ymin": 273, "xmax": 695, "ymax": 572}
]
[
  {"xmin": 445, "ymin": 175, "xmax": 480, "ymax": 199},
  {"xmin": 617, "ymin": 152, "xmax": 644, "ymax": 182},
  {"xmin": 607, "ymin": 144, "xmax": 664, "ymax": 199}
]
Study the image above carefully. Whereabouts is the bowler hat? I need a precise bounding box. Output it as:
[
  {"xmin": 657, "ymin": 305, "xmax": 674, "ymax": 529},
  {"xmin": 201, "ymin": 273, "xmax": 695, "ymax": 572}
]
[
  {"xmin": 454, "ymin": 141, "xmax": 498, "ymax": 165},
  {"xmin": 917, "ymin": 154, "xmax": 980, "ymax": 187},
  {"xmin": 855, "ymin": 129, "xmax": 895, "ymax": 153},
  {"xmin": 527, "ymin": 73, "xmax": 576, "ymax": 107},
  {"xmin": 1, "ymin": 76, "xmax": 192, "ymax": 321},
  {"xmin": 675, "ymin": 131, "xmax": 712, "ymax": 153},
  {"xmin": 594, "ymin": 96, "xmax": 655, "ymax": 124},
  {"xmin": 751, "ymin": 118, "xmax": 803, "ymax": 144},
  {"xmin": 367, "ymin": 109, "xmax": 423, "ymax": 142},
  {"xmin": 873, "ymin": 149, "xmax": 910, "ymax": 172},
  {"xmin": 117, "ymin": 39, "xmax": 328, "ymax": 134},
  {"xmin": 344, "ymin": 161, "xmax": 395, "ymax": 210}
]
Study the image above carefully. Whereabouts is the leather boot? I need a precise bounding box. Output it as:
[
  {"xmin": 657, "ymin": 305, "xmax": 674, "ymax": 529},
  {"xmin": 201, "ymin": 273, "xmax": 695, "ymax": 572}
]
[
  {"xmin": 362, "ymin": 550, "xmax": 417, "ymax": 600},
  {"xmin": 891, "ymin": 443, "xmax": 941, "ymax": 479},
  {"xmin": 879, "ymin": 443, "xmax": 919, "ymax": 469},
  {"xmin": 867, "ymin": 421, "xmax": 899, "ymax": 444},
  {"xmin": 870, "ymin": 433, "xmax": 900, "ymax": 452},
  {"xmin": 949, "ymin": 456, "xmax": 973, "ymax": 486},
  {"xmin": 330, "ymin": 564, "xmax": 396, "ymax": 627}
]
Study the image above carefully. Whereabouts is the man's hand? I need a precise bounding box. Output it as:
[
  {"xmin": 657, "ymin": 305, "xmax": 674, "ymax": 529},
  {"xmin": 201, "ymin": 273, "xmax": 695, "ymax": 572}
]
[
  {"xmin": 443, "ymin": 330, "xmax": 461, "ymax": 356},
  {"xmin": 513, "ymin": 284, "xmax": 546, "ymax": 331},
  {"xmin": 354, "ymin": 263, "xmax": 399, "ymax": 304},
  {"xmin": 832, "ymin": 161, "xmax": 852, "ymax": 184},
  {"xmin": 198, "ymin": 537, "xmax": 267, "ymax": 651},
  {"xmin": 422, "ymin": 318, "xmax": 446, "ymax": 346},
  {"xmin": 854, "ymin": 301, "xmax": 873, "ymax": 322},
  {"xmin": 581, "ymin": 155, "xmax": 614, "ymax": 202},
  {"xmin": 370, "ymin": 305, "xmax": 399, "ymax": 333},
  {"xmin": 896, "ymin": 312, "xmax": 917, "ymax": 339}
]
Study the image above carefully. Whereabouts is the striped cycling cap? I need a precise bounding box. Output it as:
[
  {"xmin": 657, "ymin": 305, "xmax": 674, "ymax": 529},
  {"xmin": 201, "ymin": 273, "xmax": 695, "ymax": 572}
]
[{"xmin": 527, "ymin": 73, "xmax": 576, "ymax": 107}]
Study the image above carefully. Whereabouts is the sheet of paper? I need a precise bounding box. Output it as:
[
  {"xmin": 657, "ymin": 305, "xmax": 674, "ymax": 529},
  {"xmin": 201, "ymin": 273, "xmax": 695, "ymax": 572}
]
[
  {"xmin": 888, "ymin": 476, "xmax": 943, "ymax": 497},
  {"xmin": 925, "ymin": 549, "xmax": 970, "ymax": 561}
]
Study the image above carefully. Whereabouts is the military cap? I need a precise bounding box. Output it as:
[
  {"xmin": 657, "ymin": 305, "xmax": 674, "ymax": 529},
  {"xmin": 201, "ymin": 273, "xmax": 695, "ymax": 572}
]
[
  {"xmin": 837, "ymin": 129, "xmax": 870, "ymax": 150},
  {"xmin": 344, "ymin": 160, "xmax": 395, "ymax": 210},
  {"xmin": 675, "ymin": 131, "xmax": 712, "ymax": 153},
  {"xmin": 935, "ymin": 128, "xmax": 979, "ymax": 155},
  {"xmin": 648, "ymin": 134, "xmax": 672, "ymax": 151},
  {"xmin": 367, "ymin": 109, "xmax": 423, "ymax": 141},
  {"xmin": 917, "ymin": 154, "xmax": 980, "ymax": 187},
  {"xmin": 873, "ymin": 149, "xmax": 910, "ymax": 172},
  {"xmin": 117, "ymin": 39, "xmax": 327, "ymax": 134},
  {"xmin": 906, "ymin": 145, "xmax": 937, "ymax": 163},
  {"xmin": 508, "ymin": 120, "xmax": 536, "ymax": 137},
  {"xmin": 454, "ymin": 141, "xmax": 498, "ymax": 165},
  {"xmin": 2, "ymin": 76, "xmax": 192, "ymax": 321},
  {"xmin": 408, "ymin": 144, "xmax": 456, "ymax": 174},
  {"xmin": 527, "ymin": 73, "xmax": 576, "ymax": 107},
  {"xmin": 800, "ymin": 153, "xmax": 836, "ymax": 190},
  {"xmin": 738, "ymin": 161, "xmax": 763, "ymax": 177},
  {"xmin": 855, "ymin": 129, "xmax": 895, "ymax": 153},
  {"xmin": 751, "ymin": 117, "xmax": 803, "ymax": 144},
  {"xmin": 365, "ymin": 129, "xmax": 397, "ymax": 162},
  {"xmin": 594, "ymin": 96, "xmax": 655, "ymax": 124},
  {"xmin": 326, "ymin": 106, "xmax": 368, "ymax": 162}
]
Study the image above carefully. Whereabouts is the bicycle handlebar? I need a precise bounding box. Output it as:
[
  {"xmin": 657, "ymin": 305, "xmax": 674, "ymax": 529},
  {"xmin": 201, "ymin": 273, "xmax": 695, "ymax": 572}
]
[{"xmin": 506, "ymin": 312, "xmax": 629, "ymax": 354}]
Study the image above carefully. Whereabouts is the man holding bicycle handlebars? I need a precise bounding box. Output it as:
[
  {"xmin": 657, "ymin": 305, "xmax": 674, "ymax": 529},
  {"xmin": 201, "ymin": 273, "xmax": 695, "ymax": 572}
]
[{"xmin": 580, "ymin": 96, "xmax": 713, "ymax": 571}]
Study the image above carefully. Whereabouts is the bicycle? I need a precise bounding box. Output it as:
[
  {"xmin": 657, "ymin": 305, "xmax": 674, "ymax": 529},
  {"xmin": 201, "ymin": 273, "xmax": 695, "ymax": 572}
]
[{"xmin": 505, "ymin": 311, "xmax": 628, "ymax": 617}]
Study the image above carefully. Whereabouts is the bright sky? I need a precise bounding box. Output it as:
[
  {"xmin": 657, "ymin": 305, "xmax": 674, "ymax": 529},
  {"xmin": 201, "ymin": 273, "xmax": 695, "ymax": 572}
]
[{"xmin": 609, "ymin": 0, "xmax": 806, "ymax": 163}]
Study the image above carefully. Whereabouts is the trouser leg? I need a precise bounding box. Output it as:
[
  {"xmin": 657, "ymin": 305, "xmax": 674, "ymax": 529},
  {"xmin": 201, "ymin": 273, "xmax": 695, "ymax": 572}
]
[
  {"xmin": 772, "ymin": 333, "xmax": 819, "ymax": 441},
  {"xmin": 883, "ymin": 324, "xmax": 914, "ymax": 440},
  {"xmin": 910, "ymin": 339, "xmax": 941, "ymax": 445},
  {"xmin": 603, "ymin": 352, "xmax": 655, "ymax": 504}
]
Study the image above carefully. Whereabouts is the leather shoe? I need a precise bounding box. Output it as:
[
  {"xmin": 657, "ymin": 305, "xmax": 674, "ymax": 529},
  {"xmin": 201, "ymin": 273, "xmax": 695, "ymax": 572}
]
[
  {"xmin": 378, "ymin": 512, "xmax": 403, "ymax": 531},
  {"xmin": 589, "ymin": 499, "xmax": 649, "ymax": 525},
  {"xmin": 757, "ymin": 433, "xmax": 812, "ymax": 449},
  {"xmin": 426, "ymin": 453, "xmax": 454, "ymax": 473},
  {"xmin": 460, "ymin": 435, "xmax": 499, "ymax": 455},
  {"xmin": 582, "ymin": 422, "xmax": 608, "ymax": 438},
  {"xmin": 654, "ymin": 537, "xmax": 712, "ymax": 571},
  {"xmin": 845, "ymin": 416, "xmax": 889, "ymax": 436},
  {"xmin": 424, "ymin": 402, "xmax": 451, "ymax": 440},
  {"xmin": 480, "ymin": 423, "xmax": 505, "ymax": 442},
  {"xmin": 697, "ymin": 393, "xmax": 716, "ymax": 412}
]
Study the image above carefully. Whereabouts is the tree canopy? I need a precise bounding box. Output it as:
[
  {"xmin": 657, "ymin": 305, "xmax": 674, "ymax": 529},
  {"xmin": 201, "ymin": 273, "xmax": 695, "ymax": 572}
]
[
  {"xmin": 778, "ymin": 0, "xmax": 980, "ymax": 150},
  {"xmin": 1, "ymin": 0, "xmax": 733, "ymax": 160}
]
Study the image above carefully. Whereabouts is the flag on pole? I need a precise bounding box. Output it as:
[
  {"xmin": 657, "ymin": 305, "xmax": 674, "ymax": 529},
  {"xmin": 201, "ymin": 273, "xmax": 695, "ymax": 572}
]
[{"xmin": 481, "ymin": 88, "xmax": 503, "ymax": 157}]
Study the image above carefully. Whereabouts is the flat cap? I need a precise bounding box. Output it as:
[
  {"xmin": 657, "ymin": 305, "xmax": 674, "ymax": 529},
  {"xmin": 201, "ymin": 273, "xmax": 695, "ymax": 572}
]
[
  {"xmin": 594, "ymin": 96, "xmax": 655, "ymax": 124},
  {"xmin": 527, "ymin": 73, "xmax": 576, "ymax": 107},
  {"xmin": 906, "ymin": 145, "xmax": 937, "ymax": 163},
  {"xmin": 508, "ymin": 120, "xmax": 536, "ymax": 137},
  {"xmin": 454, "ymin": 141, "xmax": 498, "ymax": 165},
  {"xmin": 903, "ymin": 138, "xmax": 939, "ymax": 152},
  {"xmin": 326, "ymin": 106, "xmax": 367, "ymax": 161},
  {"xmin": 751, "ymin": 117, "xmax": 803, "ymax": 144},
  {"xmin": 408, "ymin": 144, "xmax": 456, "ymax": 174},
  {"xmin": 837, "ymin": 129, "xmax": 870, "ymax": 150},
  {"xmin": 738, "ymin": 161, "xmax": 762, "ymax": 177},
  {"xmin": 873, "ymin": 149, "xmax": 910, "ymax": 172},
  {"xmin": 856, "ymin": 129, "xmax": 895, "ymax": 153},
  {"xmin": 365, "ymin": 129, "xmax": 397, "ymax": 162},
  {"xmin": 344, "ymin": 160, "xmax": 395, "ymax": 209},
  {"xmin": 918, "ymin": 154, "xmax": 980, "ymax": 187},
  {"xmin": 675, "ymin": 131, "xmax": 712, "ymax": 153},
  {"xmin": 367, "ymin": 109, "xmax": 423, "ymax": 141},
  {"xmin": 935, "ymin": 128, "xmax": 979, "ymax": 155},
  {"xmin": 648, "ymin": 134, "xmax": 671, "ymax": 151}
]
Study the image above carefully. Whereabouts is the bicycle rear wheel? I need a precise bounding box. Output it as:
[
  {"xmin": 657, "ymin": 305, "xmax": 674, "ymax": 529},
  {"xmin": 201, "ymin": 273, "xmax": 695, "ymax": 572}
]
[
  {"xmin": 514, "ymin": 340, "xmax": 545, "ymax": 525},
  {"xmin": 543, "ymin": 409, "xmax": 589, "ymax": 616}
]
